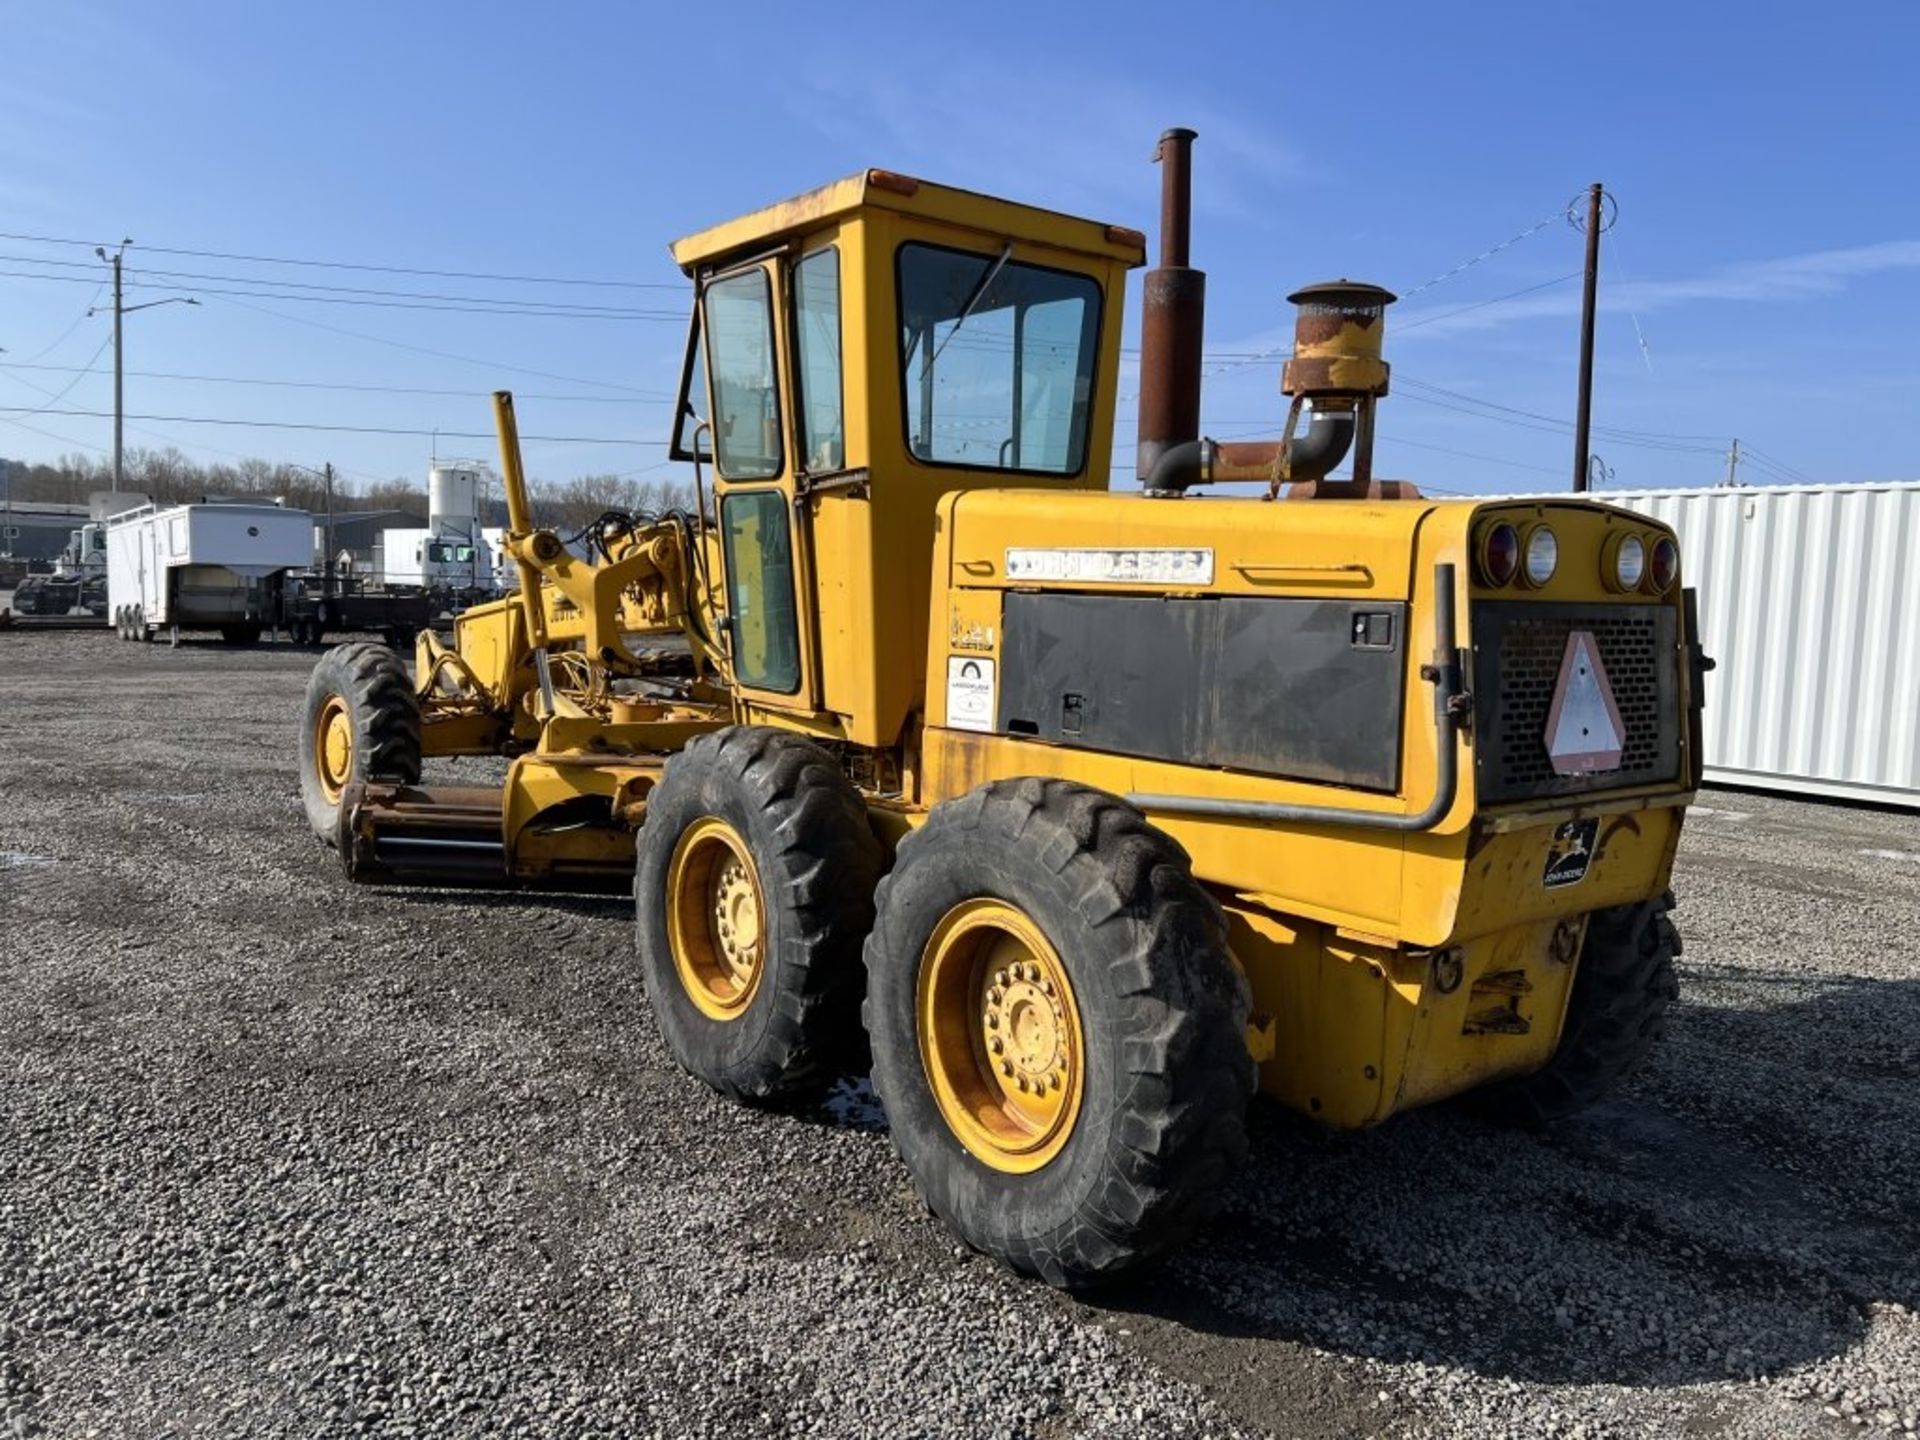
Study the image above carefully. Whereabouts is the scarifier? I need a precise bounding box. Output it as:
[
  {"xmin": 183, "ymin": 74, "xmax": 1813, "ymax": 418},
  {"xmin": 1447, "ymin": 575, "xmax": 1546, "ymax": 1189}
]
[{"xmin": 298, "ymin": 130, "xmax": 1708, "ymax": 1287}]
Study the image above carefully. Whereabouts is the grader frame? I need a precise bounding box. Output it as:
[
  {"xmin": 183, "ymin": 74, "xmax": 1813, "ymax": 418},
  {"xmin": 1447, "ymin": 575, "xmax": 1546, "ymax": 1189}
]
[{"xmin": 300, "ymin": 130, "xmax": 1702, "ymax": 1287}]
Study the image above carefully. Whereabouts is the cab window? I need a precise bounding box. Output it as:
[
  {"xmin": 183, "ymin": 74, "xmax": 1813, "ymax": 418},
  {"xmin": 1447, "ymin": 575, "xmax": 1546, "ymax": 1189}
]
[
  {"xmin": 669, "ymin": 312, "xmax": 711, "ymax": 463},
  {"xmin": 792, "ymin": 248, "xmax": 845, "ymax": 473},
  {"xmin": 897, "ymin": 242, "xmax": 1101, "ymax": 476},
  {"xmin": 703, "ymin": 267, "xmax": 783, "ymax": 480},
  {"xmin": 721, "ymin": 489, "xmax": 801, "ymax": 693}
]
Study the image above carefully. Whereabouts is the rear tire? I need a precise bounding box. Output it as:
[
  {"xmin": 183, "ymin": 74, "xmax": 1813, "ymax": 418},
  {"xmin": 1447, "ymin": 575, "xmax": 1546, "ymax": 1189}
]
[
  {"xmin": 634, "ymin": 727, "xmax": 882, "ymax": 1103},
  {"xmin": 298, "ymin": 641, "xmax": 422, "ymax": 846},
  {"xmin": 864, "ymin": 778, "xmax": 1253, "ymax": 1289},
  {"xmin": 1472, "ymin": 892, "xmax": 1680, "ymax": 1128}
]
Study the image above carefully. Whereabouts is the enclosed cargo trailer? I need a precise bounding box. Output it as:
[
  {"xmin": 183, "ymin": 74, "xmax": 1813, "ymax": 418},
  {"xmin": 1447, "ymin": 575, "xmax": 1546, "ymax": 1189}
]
[{"xmin": 106, "ymin": 501, "xmax": 313, "ymax": 644}]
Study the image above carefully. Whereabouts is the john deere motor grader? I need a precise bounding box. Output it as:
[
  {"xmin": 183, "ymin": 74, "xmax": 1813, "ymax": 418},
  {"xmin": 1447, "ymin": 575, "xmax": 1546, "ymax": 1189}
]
[{"xmin": 299, "ymin": 129, "xmax": 1706, "ymax": 1287}]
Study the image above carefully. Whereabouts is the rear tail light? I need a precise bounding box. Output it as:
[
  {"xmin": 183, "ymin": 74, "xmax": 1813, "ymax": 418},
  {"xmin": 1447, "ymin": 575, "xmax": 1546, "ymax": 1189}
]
[
  {"xmin": 1477, "ymin": 523, "xmax": 1520, "ymax": 587},
  {"xmin": 1607, "ymin": 534, "xmax": 1646, "ymax": 592},
  {"xmin": 1522, "ymin": 525, "xmax": 1558, "ymax": 587},
  {"xmin": 1649, "ymin": 536, "xmax": 1680, "ymax": 593}
]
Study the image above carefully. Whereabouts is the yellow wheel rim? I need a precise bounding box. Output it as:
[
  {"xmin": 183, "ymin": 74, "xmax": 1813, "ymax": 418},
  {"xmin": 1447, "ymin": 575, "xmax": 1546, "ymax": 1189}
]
[
  {"xmin": 314, "ymin": 696, "xmax": 354, "ymax": 803},
  {"xmin": 667, "ymin": 818, "xmax": 767, "ymax": 1021},
  {"xmin": 917, "ymin": 899, "xmax": 1084, "ymax": 1175}
]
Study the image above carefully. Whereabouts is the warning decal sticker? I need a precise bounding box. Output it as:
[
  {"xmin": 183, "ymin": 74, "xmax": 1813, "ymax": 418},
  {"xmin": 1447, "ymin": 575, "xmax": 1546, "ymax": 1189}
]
[
  {"xmin": 1544, "ymin": 629, "xmax": 1626, "ymax": 775},
  {"xmin": 946, "ymin": 656, "xmax": 996, "ymax": 733}
]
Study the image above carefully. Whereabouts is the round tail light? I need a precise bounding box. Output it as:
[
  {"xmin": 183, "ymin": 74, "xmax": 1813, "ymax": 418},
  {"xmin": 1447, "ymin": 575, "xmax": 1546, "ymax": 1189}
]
[
  {"xmin": 1649, "ymin": 536, "xmax": 1679, "ymax": 593},
  {"xmin": 1523, "ymin": 525, "xmax": 1558, "ymax": 587},
  {"xmin": 1611, "ymin": 534, "xmax": 1646, "ymax": 591},
  {"xmin": 1477, "ymin": 523, "xmax": 1520, "ymax": 587}
]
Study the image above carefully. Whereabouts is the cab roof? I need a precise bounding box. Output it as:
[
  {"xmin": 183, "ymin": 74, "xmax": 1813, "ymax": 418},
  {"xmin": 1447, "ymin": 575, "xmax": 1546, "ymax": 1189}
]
[{"xmin": 668, "ymin": 169, "xmax": 1148, "ymax": 274}]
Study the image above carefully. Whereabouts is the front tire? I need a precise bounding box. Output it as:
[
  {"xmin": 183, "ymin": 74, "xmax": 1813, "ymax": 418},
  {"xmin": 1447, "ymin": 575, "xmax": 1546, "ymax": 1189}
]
[
  {"xmin": 1473, "ymin": 892, "xmax": 1680, "ymax": 1128},
  {"xmin": 864, "ymin": 778, "xmax": 1253, "ymax": 1289},
  {"xmin": 634, "ymin": 727, "xmax": 882, "ymax": 1103},
  {"xmin": 298, "ymin": 642, "xmax": 422, "ymax": 845}
]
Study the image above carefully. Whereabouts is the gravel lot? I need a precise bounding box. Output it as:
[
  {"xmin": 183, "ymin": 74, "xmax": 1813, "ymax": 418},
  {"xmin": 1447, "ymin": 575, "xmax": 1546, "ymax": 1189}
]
[{"xmin": 2, "ymin": 629, "xmax": 1916, "ymax": 1439}]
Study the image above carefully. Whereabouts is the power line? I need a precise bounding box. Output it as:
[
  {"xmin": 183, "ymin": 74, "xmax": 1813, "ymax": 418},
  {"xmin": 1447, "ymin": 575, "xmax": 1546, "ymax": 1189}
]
[
  {"xmin": 0, "ymin": 404, "xmax": 664, "ymax": 446},
  {"xmin": 0, "ymin": 360, "xmax": 674, "ymax": 405},
  {"xmin": 1397, "ymin": 209, "xmax": 1564, "ymax": 301},
  {"xmin": 0, "ymin": 412, "xmax": 105, "ymax": 453},
  {"xmin": 0, "ymin": 334, "xmax": 112, "ymax": 417},
  {"xmin": 1396, "ymin": 388, "xmax": 1721, "ymax": 456},
  {"xmin": 204, "ymin": 292, "xmax": 659, "ymax": 395},
  {"xmin": 1, "ymin": 265, "xmax": 684, "ymax": 320},
  {"xmin": 0, "ymin": 251, "xmax": 676, "ymax": 314},
  {"xmin": 1, "ymin": 359, "xmax": 290, "ymax": 470},
  {"xmin": 1396, "ymin": 376, "xmax": 1726, "ymax": 451},
  {"xmin": 9, "ymin": 286, "xmax": 104, "ymax": 364},
  {"xmin": 1395, "ymin": 272, "xmax": 1583, "ymax": 333},
  {"xmin": 1378, "ymin": 433, "xmax": 1564, "ymax": 478},
  {"xmin": 1739, "ymin": 443, "xmax": 1815, "ymax": 485},
  {"xmin": 0, "ymin": 229, "xmax": 685, "ymax": 291}
]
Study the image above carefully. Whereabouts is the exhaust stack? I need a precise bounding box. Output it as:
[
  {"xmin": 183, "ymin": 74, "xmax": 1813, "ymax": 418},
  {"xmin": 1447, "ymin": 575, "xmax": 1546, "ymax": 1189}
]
[
  {"xmin": 1136, "ymin": 128, "xmax": 1205, "ymax": 493},
  {"xmin": 1134, "ymin": 129, "xmax": 1412, "ymax": 499}
]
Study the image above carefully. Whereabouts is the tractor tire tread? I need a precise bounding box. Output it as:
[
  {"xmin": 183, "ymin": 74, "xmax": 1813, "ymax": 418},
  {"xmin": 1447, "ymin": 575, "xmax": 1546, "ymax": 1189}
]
[
  {"xmin": 864, "ymin": 777, "xmax": 1253, "ymax": 1289},
  {"xmin": 298, "ymin": 641, "xmax": 423, "ymax": 845},
  {"xmin": 636, "ymin": 727, "xmax": 882, "ymax": 1104},
  {"xmin": 1473, "ymin": 890, "xmax": 1679, "ymax": 1129}
]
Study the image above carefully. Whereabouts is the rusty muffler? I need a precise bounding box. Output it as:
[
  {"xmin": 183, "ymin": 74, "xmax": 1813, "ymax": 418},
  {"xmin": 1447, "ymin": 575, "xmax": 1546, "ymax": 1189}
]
[{"xmin": 1137, "ymin": 127, "xmax": 1205, "ymax": 493}]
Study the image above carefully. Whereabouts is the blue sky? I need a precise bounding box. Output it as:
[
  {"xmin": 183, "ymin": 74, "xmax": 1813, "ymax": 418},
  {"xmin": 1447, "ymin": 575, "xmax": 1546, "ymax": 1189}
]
[{"xmin": 1, "ymin": 0, "xmax": 1914, "ymax": 496}]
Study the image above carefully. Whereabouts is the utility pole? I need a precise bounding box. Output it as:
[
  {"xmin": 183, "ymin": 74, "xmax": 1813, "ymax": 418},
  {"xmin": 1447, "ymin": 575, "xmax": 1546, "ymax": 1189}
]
[
  {"xmin": 91, "ymin": 240, "xmax": 197, "ymax": 496},
  {"xmin": 324, "ymin": 462, "xmax": 335, "ymax": 592},
  {"xmin": 1572, "ymin": 182, "xmax": 1604, "ymax": 493},
  {"xmin": 107, "ymin": 245, "xmax": 124, "ymax": 493},
  {"xmin": 1724, "ymin": 437, "xmax": 1742, "ymax": 488}
]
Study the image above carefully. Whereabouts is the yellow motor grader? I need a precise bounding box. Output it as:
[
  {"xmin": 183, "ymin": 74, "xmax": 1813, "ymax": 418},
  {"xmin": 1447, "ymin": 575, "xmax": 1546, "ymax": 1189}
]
[{"xmin": 299, "ymin": 130, "xmax": 1706, "ymax": 1287}]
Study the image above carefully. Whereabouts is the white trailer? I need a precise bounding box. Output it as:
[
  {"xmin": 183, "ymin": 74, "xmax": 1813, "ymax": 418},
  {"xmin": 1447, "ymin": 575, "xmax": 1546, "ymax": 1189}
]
[
  {"xmin": 1572, "ymin": 481, "xmax": 1920, "ymax": 808},
  {"xmin": 106, "ymin": 501, "xmax": 314, "ymax": 644}
]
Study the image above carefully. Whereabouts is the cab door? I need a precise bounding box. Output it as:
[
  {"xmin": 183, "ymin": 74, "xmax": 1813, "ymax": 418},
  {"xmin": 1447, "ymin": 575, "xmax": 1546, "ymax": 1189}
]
[{"xmin": 695, "ymin": 258, "xmax": 819, "ymax": 717}]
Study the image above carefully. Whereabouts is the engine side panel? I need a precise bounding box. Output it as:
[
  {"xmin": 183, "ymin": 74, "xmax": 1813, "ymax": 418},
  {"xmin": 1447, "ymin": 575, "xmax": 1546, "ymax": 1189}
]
[{"xmin": 997, "ymin": 592, "xmax": 1407, "ymax": 791}]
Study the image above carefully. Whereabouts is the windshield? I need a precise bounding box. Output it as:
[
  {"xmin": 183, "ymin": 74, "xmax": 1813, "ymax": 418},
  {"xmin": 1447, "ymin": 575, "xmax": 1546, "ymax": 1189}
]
[{"xmin": 897, "ymin": 242, "xmax": 1101, "ymax": 476}]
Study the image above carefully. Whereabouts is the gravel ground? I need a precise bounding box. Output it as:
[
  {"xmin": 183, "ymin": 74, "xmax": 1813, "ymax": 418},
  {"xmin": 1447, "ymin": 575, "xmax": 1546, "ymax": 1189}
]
[{"xmin": 2, "ymin": 630, "xmax": 1916, "ymax": 1439}]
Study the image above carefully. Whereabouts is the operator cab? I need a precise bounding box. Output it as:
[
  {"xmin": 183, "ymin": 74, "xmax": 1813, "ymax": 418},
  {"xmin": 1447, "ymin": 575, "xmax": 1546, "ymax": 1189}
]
[{"xmin": 667, "ymin": 172, "xmax": 1144, "ymax": 749}]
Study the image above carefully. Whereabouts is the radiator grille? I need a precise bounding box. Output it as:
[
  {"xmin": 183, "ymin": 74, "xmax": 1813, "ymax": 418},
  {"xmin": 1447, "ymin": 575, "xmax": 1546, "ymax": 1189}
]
[{"xmin": 1471, "ymin": 602, "xmax": 1681, "ymax": 803}]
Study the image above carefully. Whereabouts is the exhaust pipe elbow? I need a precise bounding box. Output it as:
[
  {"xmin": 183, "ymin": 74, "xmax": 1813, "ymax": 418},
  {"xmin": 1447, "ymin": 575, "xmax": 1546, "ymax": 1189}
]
[
  {"xmin": 1284, "ymin": 408, "xmax": 1355, "ymax": 483},
  {"xmin": 1142, "ymin": 408, "xmax": 1355, "ymax": 494}
]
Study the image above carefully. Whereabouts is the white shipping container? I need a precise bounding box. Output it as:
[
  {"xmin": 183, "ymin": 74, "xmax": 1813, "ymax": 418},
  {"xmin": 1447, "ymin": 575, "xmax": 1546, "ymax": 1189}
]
[
  {"xmin": 106, "ymin": 502, "xmax": 313, "ymax": 633},
  {"xmin": 1585, "ymin": 482, "xmax": 1920, "ymax": 808}
]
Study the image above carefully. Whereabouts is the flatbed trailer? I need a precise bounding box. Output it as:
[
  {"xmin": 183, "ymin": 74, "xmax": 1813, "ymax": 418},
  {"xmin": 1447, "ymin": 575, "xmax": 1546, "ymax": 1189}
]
[{"xmin": 281, "ymin": 577, "xmax": 431, "ymax": 649}]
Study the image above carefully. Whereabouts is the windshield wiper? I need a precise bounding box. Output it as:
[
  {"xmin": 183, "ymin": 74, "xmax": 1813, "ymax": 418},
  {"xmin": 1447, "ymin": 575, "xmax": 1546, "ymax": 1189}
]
[{"xmin": 926, "ymin": 242, "xmax": 1014, "ymax": 370}]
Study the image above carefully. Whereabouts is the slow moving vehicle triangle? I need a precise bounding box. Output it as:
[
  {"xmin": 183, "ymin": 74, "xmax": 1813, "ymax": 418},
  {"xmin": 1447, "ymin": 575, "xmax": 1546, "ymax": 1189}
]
[{"xmin": 1545, "ymin": 630, "xmax": 1626, "ymax": 774}]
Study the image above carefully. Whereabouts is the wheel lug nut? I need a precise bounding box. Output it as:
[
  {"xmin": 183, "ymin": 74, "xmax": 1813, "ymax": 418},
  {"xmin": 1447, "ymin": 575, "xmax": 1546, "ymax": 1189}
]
[
  {"xmin": 989, "ymin": 1036, "xmax": 1004, "ymax": 1054},
  {"xmin": 999, "ymin": 1060, "xmax": 1014, "ymax": 1077}
]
